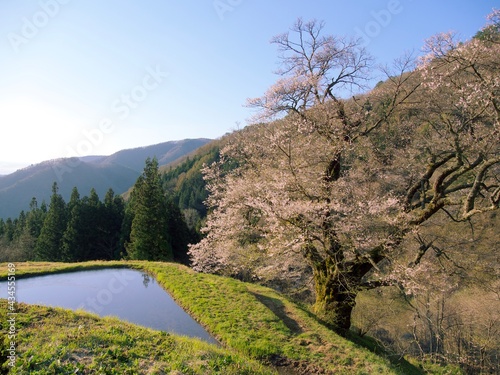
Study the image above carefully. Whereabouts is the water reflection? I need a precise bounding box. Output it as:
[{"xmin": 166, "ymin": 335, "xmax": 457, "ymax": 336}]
[
  {"xmin": 142, "ymin": 273, "xmax": 151, "ymax": 288},
  {"xmin": 0, "ymin": 268, "xmax": 217, "ymax": 345}
]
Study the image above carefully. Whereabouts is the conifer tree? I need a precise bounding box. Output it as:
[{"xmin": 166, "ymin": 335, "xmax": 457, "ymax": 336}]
[
  {"xmin": 126, "ymin": 158, "xmax": 173, "ymax": 261},
  {"xmin": 165, "ymin": 199, "xmax": 195, "ymax": 264},
  {"xmin": 85, "ymin": 188, "xmax": 104, "ymax": 260},
  {"xmin": 35, "ymin": 182, "xmax": 67, "ymax": 261},
  {"xmin": 61, "ymin": 187, "xmax": 83, "ymax": 261},
  {"xmin": 3, "ymin": 218, "xmax": 14, "ymax": 243},
  {"xmin": 102, "ymin": 188, "xmax": 125, "ymax": 260},
  {"xmin": 26, "ymin": 197, "xmax": 45, "ymax": 239},
  {"xmin": 14, "ymin": 211, "xmax": 26, "ymax": 240},
  {"xmin": 17, "ymin": 198, "xmax": 46, "ymax": 260}
]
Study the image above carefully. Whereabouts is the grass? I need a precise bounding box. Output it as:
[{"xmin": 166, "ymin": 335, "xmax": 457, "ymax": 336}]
[
  {"xmin": 139, "ymin": 262, "xmax": 405, "ymax": 374},
  {"xmin": 0, "ymin": 260, "xmax": 130, "ymax": 278},
  {"xmin": 0, "ymin": 261, "xmax": 462, "ymax": 374},
  {"xmin": 0, "ymin": 302, "xmax": 272, "ymax": 374}
]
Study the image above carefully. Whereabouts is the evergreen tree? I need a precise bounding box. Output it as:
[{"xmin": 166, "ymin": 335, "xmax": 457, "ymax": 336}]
[
  {"xmin": 35, "ymin": 182, "xmax": 67, "ymax": 261},
  {"xmin": 4, "ymin": 218, "xmax": 14, "ymax": 243},
  {"xmin": 61, "ymin": 187, "xmax": 83, "ymax": 261},
  {"xmin": 120, "ymin": 199, "xmax": 134, "ymax": 257},
  {"xmin": 17, "ymin": 198, "xmax": 46, "ymax": 260},
  {"xmin": 165, "ymin": 199, "xmax": 196, "ymax": 265},
  {"xmin": 40, "ymin": 200, "xmax": 48, "ymax": 214},
  {"xmin": 14, "ymin": 211, "xmax": 26, "ymax": 240},
  {"xmin": 67, "ymin": 187, "xmax": 81, "ymax": 212},
  {"xmin": 61, "ymin": 188, "xmax": 124, "ymax": 261},
  {"xmin": 26, "ymin": 198, "xmax": 45, "ymax": 239},
  {"xmin": 85, "ymin": 188, "xmax": 104, "ymax": 260},
  {"xmin": 126, "ymin": 158, "xmax": 173, "ymax": 261},
  {"xmin": 101, "ymin": 189, "xmax": 125, "ymax": 260}
]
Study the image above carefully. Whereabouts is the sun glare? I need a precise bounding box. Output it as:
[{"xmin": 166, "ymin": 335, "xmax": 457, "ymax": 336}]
[{"xmin": 0, "ymin": 96, "xmax": 85, "ymax": 168}]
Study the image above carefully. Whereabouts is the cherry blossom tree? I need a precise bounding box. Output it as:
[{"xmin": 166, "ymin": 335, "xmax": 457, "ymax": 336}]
[{"xmin": 190, "ymin": 16, "xmax": 499, "ymax": 333}]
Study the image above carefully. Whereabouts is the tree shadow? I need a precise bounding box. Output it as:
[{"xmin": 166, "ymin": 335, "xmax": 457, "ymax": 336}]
[
  {"xmin": 251, "ymin": 291, "xmax": 424, "ymax": 374},
  {"xmin": 346, "ymin": 332, "xmax": 425, "ymax": 375},
  {"xmin": 290, "ymin": 302, "xmax": 425, "ymax": 375},
  {"xmin": 250, "ymin": 292, "xmax": 303, "ymax": 334}
]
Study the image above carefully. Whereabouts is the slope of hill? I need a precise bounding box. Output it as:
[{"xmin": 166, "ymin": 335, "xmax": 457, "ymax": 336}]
[
  {"xmin": 0, "ymin": 139, "xmax": 211, "ymax": 219},
  {"xmin": 99, "ymin": 138, "xmax": 212, "ymax": 173},
  {"xmin": 0, "ymin": 261, "xmax": 442, "ymax": 374}
]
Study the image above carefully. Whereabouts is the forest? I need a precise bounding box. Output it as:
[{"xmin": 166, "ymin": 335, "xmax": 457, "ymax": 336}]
[
  {"xmin": 1, "ymin": 11, "xmax": 499, "ymax": 374},
  {"xmin": 0, "ymin": 158, "xmax": 197, "ymax": 264}
]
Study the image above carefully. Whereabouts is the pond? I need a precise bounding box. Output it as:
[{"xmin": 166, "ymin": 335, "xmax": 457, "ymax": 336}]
[{"xmin": 0, "ymin": 268, "xmax": 218, "ymax": 345}]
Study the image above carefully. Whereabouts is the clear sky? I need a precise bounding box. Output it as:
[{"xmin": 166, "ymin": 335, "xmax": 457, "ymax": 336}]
[{"xmin": 0, "ymin": 0, "xmax": 497, "ymax": 174}]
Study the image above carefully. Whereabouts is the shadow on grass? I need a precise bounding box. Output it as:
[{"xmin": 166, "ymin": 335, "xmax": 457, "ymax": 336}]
[
  {"xmin": 346, "ymin": 332, "xmax": 425, "ymax": 375},
  {"xmin": 250, "ymin": 291, "xmax": 425, "ymax": 374},
  {"xmin": 250, "ymin": 292, "xmax": 303, "ymax": 334},
  {"xmin": 290, "ymin": 302, "xmax": 426, "ymax": 375}
]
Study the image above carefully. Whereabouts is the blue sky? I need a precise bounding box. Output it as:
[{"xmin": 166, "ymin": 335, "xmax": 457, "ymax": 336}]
[{"xmin": 0, "ymin": 0, "xmax": 497, "ymax": 174}]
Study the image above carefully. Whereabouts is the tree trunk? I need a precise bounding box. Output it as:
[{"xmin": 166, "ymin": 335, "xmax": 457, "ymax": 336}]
[
  {"xmin": 304, "ymin": 239, "xmax": 384, "ymax": 333},
  {"xmin": 310, "ymin": 257, "xmax": 357, "ymax": 333}
]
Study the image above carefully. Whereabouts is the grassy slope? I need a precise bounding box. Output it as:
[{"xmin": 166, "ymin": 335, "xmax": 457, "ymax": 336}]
[
  {"xmin": 0, "ymin": 302, "xmax": 271, "ymax": 375},
  {"xmin": 0, "ymin": 261, "xmax": 461, "ymax": 374}
]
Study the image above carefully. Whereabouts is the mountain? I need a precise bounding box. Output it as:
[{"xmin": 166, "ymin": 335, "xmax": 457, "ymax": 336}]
[
  {"xmin": 77, "ymin": 155, "xmax": 107, "ymax": 163},
  {"xmin": 0, "ymin": 139, "xmax": 211, "ymax": 219},
  {"xmin": 102, "ymin": 140, "xmax": 212, "ymax": 173}
]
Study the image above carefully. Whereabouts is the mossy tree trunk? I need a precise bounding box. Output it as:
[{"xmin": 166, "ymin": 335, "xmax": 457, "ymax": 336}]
[
  {"xmin": 304, "ymin": 236, "xmax": 385, "ymax": 333},
  {"xmin": 311, "ymin": 259, "xmax": 357, "ymax": 332}
]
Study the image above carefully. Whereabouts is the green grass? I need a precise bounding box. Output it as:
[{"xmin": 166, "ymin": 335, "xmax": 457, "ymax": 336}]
[
  {"xmin": 0, "ymin": 261, "xmax": 462, "ymax": 374},
  {"xmin": 0, "ymin": 260, "xmax": 130, "ymax": 279},
  {"xmin": 0, "ymin": 301, "xmax": 272, "ymax": 374}
]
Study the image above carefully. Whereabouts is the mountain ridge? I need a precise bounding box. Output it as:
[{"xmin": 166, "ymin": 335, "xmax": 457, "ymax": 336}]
[{"xmin": 0, "ymin": 138, "xmax": 212, "ymax": 219}]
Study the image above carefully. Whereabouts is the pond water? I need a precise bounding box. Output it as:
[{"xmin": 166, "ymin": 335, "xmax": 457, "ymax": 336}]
[{"xmin": 0, "ymin": 268, "xmax": 218, "ymax": 345}]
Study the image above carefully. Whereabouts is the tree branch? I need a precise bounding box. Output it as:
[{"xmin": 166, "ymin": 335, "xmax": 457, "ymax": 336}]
[
  {"xmin": 463, "ymin": 156, "xmax": 500, "ymax": 216},
  {"xmin": 405, "ymin": 153, "xmax": 456, "ymax": 210}
]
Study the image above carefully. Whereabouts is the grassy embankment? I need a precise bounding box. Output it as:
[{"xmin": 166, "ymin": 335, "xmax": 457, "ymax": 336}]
[{"xmin": 0, "ymin": 261, "xmax": 462, "ymax": 374}]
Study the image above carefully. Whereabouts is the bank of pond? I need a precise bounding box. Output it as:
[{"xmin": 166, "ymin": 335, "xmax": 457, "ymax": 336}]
[{"xmin": 0, "ymin": 268, "xmax": 217, "ymax": 345}]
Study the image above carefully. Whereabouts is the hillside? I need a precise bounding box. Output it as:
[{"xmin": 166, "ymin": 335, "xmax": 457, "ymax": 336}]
[
  {"xmin": 161, "ymin": 141, "xmax": 221, "ymax": 223},
  {"xmin": 100, "ymin": 138, "xmax": 211, "ymax": 173},
  {"xmin": 0, "ymin": 261, "xmax": 452, "ymax": 374},
  {"xmin": 118, "ymin": 140, "xmax": 221, "ymax": 234},
  {"xmin": 0, "ymin": 139, "xmax": 211, "ymax": 219}
]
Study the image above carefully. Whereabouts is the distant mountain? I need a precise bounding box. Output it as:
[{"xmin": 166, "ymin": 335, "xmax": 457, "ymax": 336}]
[
  {"xmin": 102, "ymin": 140, "xmax": 212, "ymax": 173},
  {"xmin": 0, "ymin": 139, "xmax": 212, "ymax": 219},
  {"xmin": 78, "ymin": 155, "xmax": 107, "ymax": 163}
]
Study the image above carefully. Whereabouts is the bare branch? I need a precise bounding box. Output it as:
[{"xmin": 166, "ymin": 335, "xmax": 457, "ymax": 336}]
[{"xmin": 247, "ymin": 18, "xmax": 373, "ymax": 121}]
